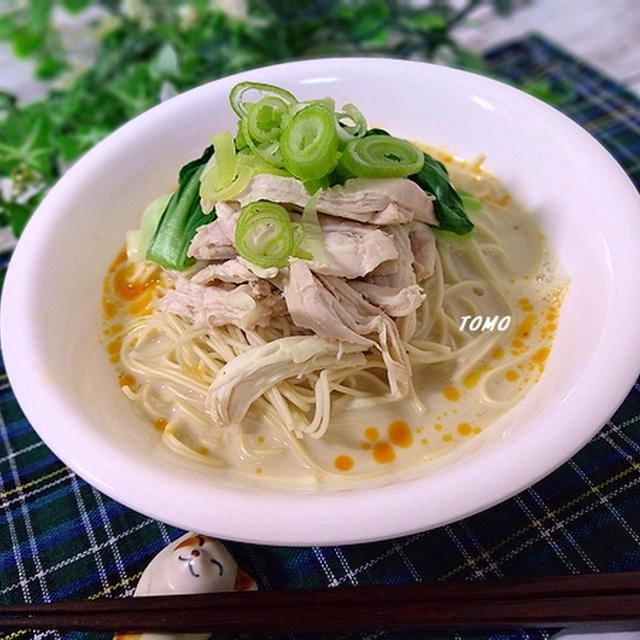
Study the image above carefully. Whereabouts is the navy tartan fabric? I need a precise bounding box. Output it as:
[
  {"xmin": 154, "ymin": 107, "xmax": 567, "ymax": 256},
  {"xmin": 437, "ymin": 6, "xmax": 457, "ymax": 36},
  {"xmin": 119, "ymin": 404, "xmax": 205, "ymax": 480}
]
[{"xmin": 1, "ymin": 35, "xmax": 640, "ymax": 640}]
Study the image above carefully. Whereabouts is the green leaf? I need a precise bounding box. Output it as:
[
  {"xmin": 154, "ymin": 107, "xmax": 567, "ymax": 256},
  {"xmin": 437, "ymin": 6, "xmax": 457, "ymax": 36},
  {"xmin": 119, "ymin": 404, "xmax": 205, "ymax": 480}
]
[
  {"xmin": 9, "ymin": 202, "xmax": 33, "ymax": 237},
  {"xmin": 10, "ymin": 27, "xmax": 41, "ymax": 57},
  {"xmin": 0, "ymin": 14, "xmax": 16, "ymax": 39},
  {"xmin": 60, "ymin": 0, "xmax": 92, "ymax": 12},
  {"xmin": 402, "ymin": 11, "xmax": 447, "ymax": 31},
  {"xmin": 0, "ymin": 91, "xmax": 17, "ymax": 116},
  {"xmin": 28, "ymin": 0, "xmax": 53, "ymax": 31},
  {"xmin": 57, "ymin": 124, "xmax": 110, "ymax": 162},
  {"xmin": 2, "ymin": 200, "xmax": 34, "ymax": 237},
  {"xmin": 0, "ymin": 105, "xmax": 55, "ymax": 177},
  {"xmin": 35, "ymin": 55, "xmax": 68, "ymax": 79},
  {"xmin": 107, "ymin": 64, "xmax": 160, "ymax": 117},
  {"xmin": 411, "ymin": 153, "xmax": 474, "ymax": 235}
]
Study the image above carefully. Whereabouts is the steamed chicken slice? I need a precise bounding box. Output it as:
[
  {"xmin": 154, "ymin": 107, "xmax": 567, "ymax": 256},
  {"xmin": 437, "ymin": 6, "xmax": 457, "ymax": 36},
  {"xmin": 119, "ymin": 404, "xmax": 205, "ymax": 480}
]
[
  {"xmin": 283, "ymin": 260, "xmax": 373, "ymax": 346},
  {"xmin": 158, "ymin": 276, "xmax": 284, "ymax": 329},
  {"xmin": 408, "ymin": 221, "xmax": 437, "ymax": 280},
  {"xmin": 188, "ymin": 201, "xmax": 241, "ymax": 260},
  {"xmin": 303, "ymin": 215, "xmax": 399, "ymax": 278},
  {"xmin": 350, "ymin": 222, "xmax": 434, "ymax": 318},
  {"xmin": 284, "ymin": 261, "xmax": 411, "ymax": 398},
  {"xmin": 234, "ymin": 174, "xmax": 438, "ymax": 225},
  {"xmin": 187, "ymin": 219, "xmax": 236, "ymax": 260}
]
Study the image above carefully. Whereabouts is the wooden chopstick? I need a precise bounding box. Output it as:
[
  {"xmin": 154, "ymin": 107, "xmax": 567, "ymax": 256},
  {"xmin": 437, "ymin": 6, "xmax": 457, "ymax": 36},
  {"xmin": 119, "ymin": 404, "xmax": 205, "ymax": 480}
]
[{"xmin": 2, "ymin": 571, "xmax": 640, "ymax": 634}]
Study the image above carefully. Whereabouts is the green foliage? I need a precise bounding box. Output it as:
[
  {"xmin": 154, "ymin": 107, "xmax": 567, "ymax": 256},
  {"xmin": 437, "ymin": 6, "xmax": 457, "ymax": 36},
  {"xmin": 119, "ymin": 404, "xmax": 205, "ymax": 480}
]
[{"xmin": 0, "ymin": 0, "xmax": 517, "ymax": 236}]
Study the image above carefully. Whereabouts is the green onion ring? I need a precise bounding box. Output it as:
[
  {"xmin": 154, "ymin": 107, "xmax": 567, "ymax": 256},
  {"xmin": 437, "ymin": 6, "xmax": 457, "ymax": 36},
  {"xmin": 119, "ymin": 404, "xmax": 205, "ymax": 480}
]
[
  {"xmin": 240, "ymin": 116, "xmax": 283, "ymax": 167},
  {"xmin": 280, "ymin": 104, "xmax": 338, "ymax": 182},
  {"xmin": 339, "ymin": 135, "xmax": 424, "ymax": 178},
  {"xmin": 234, "ymin": 201, "xmax": 294, "ymax": 268},
  {"xmin": 229, "ymin": 81, "xmax": 297, "ymax": 119},
  {"xmin": 199, "ymin": 130, "xmax": 237, "ymax": 199},
  {"xmin": 246, "ymin": 96, "xmax": 291, "ymax": 143},
  {"xmin": 334, "ymin": 103, "xmax": 367, "ymax": 145}
]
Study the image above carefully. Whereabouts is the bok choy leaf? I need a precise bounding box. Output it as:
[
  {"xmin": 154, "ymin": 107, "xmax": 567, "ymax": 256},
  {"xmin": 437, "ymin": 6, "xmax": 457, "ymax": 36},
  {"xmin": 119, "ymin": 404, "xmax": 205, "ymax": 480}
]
[
  {"xmin": 411, "ymin": 153, "xmax": 474, "ymax": 236},
  {"xmin": 146, "ymin": 146, "xmax": 215, "ymax": 270}
]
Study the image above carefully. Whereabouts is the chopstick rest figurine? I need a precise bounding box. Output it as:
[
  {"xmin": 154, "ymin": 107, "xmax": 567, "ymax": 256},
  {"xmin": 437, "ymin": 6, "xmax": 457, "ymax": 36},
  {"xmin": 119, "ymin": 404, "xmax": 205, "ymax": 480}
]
[{"xmin": 114, "ymin": 532, "xmax": 256, "ymax": 640}]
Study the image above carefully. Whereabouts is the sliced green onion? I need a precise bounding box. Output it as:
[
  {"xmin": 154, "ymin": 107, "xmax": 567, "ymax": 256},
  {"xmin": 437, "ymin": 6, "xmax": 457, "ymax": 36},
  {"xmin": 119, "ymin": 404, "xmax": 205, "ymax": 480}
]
[
  {"xmin": 201, "ymin": 164, "xmax": 253, "ymax": 202},
  {"xmin": 235, "ymin": 201, "xmax": 294, "ymax": 268},
  {"xmin": 247, "ymin": 96, "xmax": 290, "ymax": 143},
  {"xmin": 280, "ymin": 104, "xmax": 338, "ymax": 182},
  {"xmin": 236, "ymin": 148, "xmax": 289, "ymax": 177},
  {"xmin": 199, "ymin": 130, "xmax": 237, "ymax": 199},
  {"xmin": 339, "ymin": 135, "xmax": 424, "ymax": 178},
  {"xmin": 241, "ymin": 116, "xmax": 283, "ymax": 167},
  {"xmin": 335, "ymin": 103, "xmax": 367, "ymax": 146},
  {"xmin": 229, "ymin": 81, "xmax": 297, "ymax": 119}
]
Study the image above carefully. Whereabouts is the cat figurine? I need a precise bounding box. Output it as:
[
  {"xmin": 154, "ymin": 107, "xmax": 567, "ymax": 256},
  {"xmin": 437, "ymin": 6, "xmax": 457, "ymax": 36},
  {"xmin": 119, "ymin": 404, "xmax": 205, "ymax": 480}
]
[{"xmin": 114, "ymin": 532, "xmax": 256, "ymax": 640}]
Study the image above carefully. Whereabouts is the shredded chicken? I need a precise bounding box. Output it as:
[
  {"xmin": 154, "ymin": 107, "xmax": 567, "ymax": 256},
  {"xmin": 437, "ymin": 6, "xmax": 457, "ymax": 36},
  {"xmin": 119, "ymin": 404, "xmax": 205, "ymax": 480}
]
[
  {"xmin": 307, "ymin": 215, "xmax": 398, "ymax": 278},
  {"xmin": 188, "ymin": 201, "xmax": 241, "ymax": 260},
  {"xmin": 349, "ymin": 282, "xmax": 426, "ymax": 317},
  {"xmin": 283, "ymin": 260, "xmax": 373, "ymax": 346},
  {"xmin": 158, "ymin": 276, "xmax": 284, "ymax": 329},
  {"xmin": 188, "ymin": 220, "xmax": 236, "ymax": 261},
  {"xmin": 234, "ymin": 174, "xmax": 438, "ymax": 225},
  {"xmin": 207, "ymin": 336, "xmax": 367, "ymax": 427},
  {"xmin": 191, "ymin": 258, "xmax": 278, "ymax": 285},
  {"xmin": 317, "ymin": 274, "xmax": 412, "ymax": 398}
]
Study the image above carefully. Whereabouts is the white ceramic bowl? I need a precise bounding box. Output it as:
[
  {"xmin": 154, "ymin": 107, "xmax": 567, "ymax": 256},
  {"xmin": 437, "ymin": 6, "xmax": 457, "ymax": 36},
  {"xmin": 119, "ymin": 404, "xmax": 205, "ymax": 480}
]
[{"xmin": 3, "ymin": 58, "xmax": 640, "ymax": 546}]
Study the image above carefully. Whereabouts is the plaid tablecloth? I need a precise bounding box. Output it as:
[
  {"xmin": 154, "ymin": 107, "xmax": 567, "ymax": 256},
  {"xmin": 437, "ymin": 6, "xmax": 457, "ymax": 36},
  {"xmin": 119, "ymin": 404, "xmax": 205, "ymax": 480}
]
[{"xmin": 1, "ymin": 34, "xmax": 640, "ymax": 640}]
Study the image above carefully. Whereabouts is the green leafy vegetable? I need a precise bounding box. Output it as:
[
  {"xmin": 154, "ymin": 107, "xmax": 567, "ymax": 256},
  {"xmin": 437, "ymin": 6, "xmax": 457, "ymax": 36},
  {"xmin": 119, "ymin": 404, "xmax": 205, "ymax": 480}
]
[
  {"xmin": 411, "ymin": 153, "xmax": 474, "ymax": 235},
  {"xmin": 146, "ymin": 146, "xmax": 215, "ymax": 270},
  {"xmin": 125, "ymin": 192, "xmax": 172, "ymax": 263}
]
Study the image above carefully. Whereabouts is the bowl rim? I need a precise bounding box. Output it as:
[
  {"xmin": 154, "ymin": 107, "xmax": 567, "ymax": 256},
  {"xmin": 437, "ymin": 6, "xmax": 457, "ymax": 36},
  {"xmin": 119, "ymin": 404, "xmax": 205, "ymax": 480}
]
[{"xmin": 3, "ymin": 56, "xmax": 640, "ymax": 545}]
